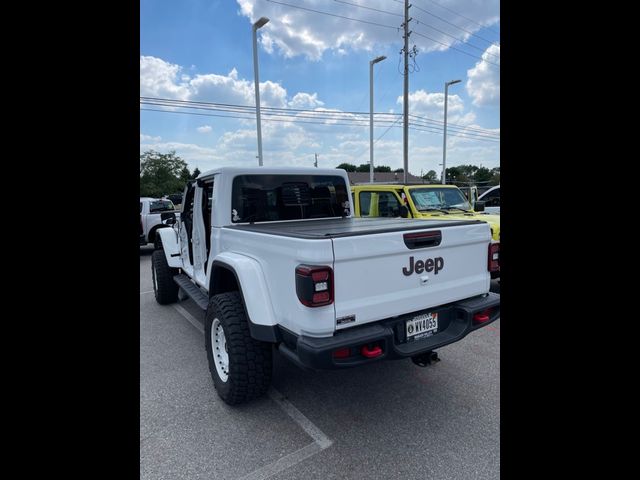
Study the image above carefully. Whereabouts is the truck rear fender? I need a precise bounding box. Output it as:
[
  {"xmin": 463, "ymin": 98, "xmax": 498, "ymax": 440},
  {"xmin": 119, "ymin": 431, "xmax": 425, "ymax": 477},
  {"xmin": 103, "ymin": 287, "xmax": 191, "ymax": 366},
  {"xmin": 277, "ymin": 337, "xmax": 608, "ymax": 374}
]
[
  {"xmin": 157, "ymin": 228, "xmax": 182, "ymax": 268},
  {"xmin": 210, "ymin": 252, "xmax": 279, "ymax": 342}
]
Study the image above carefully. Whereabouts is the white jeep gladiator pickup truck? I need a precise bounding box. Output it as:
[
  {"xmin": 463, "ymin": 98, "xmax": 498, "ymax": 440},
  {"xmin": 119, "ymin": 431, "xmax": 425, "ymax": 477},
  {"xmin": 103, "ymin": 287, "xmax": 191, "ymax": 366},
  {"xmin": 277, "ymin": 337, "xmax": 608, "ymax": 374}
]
[{"xmin": 152, "ymin": 167, "xmax": 500, "ymax": 405}]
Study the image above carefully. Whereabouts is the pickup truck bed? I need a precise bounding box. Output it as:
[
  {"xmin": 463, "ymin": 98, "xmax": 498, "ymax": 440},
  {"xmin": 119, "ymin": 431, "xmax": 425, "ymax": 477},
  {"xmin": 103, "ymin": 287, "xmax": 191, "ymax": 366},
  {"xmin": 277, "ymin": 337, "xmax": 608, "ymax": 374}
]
[{"xmin": 226, "ymin": 217, "xmax": 483, "ymax": 239}]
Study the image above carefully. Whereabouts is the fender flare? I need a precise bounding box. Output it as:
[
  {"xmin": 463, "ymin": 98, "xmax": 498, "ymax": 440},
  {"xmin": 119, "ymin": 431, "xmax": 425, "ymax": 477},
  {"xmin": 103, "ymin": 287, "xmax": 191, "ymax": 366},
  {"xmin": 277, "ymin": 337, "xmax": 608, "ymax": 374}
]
[
  {"xmin": 211, "ymin": 252, "xmax": 280, "ymax": 343},
  {"xmin": 157, "ymin": 228, "xmax": 182, "ymax": 268}
]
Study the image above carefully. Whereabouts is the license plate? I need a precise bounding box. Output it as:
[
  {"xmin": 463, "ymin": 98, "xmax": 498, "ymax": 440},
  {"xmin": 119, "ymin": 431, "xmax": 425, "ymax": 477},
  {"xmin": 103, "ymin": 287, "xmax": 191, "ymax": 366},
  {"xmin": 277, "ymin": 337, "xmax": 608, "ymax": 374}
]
[{"xmin": 406, "ymin": 312, "xmax": 438, "ymax": 341}]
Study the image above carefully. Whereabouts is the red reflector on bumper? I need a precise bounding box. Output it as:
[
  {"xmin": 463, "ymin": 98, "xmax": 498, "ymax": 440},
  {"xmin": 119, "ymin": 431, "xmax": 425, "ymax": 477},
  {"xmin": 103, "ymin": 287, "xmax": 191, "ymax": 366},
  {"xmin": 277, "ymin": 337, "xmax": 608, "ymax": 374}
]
[
  {"xmin": 361, "ymin": 344, "xmax": 383, "ymax": 358},
  {"xmin": 473, "ymin": 309, "xmax": 492, "ymax": 324},
  {"xmin": 332, "ymin": 347, "xmax": 350, "ymax": 359}
]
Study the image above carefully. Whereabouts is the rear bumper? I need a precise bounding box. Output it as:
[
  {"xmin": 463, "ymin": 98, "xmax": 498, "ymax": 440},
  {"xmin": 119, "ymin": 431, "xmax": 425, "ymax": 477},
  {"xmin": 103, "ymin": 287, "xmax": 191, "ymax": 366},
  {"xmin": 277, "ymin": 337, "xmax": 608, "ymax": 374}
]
[{"xmin": 278, "ymin": 292, "xmax": 500, "ymax": 370}]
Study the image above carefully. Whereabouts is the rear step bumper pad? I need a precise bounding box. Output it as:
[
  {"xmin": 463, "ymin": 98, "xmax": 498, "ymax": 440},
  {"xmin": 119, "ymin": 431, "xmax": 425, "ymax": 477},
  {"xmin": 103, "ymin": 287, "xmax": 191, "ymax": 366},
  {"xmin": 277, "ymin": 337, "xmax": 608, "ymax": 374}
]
[{"xmin": 282, "ymin": 292, "xmax": 500, "ymax": 370}]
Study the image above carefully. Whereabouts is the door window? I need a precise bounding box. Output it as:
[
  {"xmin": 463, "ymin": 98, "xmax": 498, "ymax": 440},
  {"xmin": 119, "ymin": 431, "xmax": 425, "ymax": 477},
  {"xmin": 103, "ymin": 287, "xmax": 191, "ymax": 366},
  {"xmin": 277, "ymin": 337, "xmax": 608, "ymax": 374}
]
[{"xmin": 359, "ymin": 191, "xmax": 402, "ymax": 217}]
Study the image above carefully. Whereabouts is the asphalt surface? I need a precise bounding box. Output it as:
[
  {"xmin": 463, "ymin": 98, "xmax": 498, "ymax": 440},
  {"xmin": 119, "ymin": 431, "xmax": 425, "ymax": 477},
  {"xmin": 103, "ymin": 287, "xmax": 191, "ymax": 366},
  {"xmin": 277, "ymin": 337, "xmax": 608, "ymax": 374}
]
[{"xmin": 140, "ymin": 245, "xmax": 500, "ymax": 480}]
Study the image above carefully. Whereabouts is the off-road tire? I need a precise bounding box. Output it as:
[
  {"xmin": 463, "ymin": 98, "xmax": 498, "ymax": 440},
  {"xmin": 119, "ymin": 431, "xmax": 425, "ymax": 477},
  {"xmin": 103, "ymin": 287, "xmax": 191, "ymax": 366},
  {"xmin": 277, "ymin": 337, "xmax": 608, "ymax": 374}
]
[
  {"xmin": 151, "ymin": 250, "xmax": 179, "ymax": 304},
  {"xmin": 205, "ymin": 292, "xmax": 273, "ymax": 405}
]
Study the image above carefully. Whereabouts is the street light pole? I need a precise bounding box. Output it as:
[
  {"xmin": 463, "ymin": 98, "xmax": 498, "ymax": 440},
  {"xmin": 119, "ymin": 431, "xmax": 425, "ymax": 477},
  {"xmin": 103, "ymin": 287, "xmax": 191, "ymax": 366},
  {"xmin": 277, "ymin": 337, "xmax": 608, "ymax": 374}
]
[
  {"xmin": 441, "ymin": 79, "xmax": 461, "ymax": 184},
  {"xmin": 369, "ymin": 55, "xmax": 386, "ymax": 183},
  {"xmin": 252, "ymin": 17, "xmax": 269, "ymax": 166}
]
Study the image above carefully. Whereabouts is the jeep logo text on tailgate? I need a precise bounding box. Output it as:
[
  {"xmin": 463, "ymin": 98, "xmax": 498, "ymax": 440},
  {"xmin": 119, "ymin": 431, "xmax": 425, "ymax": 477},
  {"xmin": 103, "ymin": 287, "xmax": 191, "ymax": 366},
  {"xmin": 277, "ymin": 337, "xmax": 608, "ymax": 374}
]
[{"xmin": 402, "ymin": 256, "xmax": 444, "ymax": 276}]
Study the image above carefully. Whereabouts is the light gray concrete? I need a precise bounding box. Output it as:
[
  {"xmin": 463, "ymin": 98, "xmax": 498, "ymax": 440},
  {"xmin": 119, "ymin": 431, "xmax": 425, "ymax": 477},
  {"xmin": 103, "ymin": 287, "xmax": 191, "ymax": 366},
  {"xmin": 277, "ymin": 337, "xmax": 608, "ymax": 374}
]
[{"xmin": 140, "ymin": 247, "xmax": 500, "ymax": 479}]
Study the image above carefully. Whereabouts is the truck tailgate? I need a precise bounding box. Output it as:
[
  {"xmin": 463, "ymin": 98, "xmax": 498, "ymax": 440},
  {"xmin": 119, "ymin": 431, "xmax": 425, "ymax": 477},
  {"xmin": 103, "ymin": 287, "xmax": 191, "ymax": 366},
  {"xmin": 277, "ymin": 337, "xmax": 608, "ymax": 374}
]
[{"xmin": 332, "ymin": 221, "xmax": 491, "ymax": 330}]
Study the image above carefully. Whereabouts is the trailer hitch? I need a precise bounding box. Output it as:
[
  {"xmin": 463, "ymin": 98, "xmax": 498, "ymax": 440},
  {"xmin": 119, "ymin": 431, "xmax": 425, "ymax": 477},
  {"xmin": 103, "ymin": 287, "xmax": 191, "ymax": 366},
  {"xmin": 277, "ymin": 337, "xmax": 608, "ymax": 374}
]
[{"xmin": 411, "ymin": 351, "xmax": 440, "ymax": 367}]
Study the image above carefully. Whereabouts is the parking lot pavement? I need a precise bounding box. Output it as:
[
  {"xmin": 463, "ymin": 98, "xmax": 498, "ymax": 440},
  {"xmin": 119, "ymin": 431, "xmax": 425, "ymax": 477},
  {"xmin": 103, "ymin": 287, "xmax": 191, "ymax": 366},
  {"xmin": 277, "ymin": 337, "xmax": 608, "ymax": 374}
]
[{"xmin": 140, "ymin": 246, "xmax": 500, "ymax": 479}]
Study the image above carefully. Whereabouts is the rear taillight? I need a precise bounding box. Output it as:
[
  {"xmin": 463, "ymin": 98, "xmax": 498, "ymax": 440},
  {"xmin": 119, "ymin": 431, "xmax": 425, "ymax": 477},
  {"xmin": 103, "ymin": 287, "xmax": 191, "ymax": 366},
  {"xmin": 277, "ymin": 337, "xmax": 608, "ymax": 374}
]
[
  {"xmin": 295, "ymin": 265, "xmax": 334, "ymax": 307},
  {"xmin": 488, "ymin": 242, "xmax": 500, "ymax": 272}
]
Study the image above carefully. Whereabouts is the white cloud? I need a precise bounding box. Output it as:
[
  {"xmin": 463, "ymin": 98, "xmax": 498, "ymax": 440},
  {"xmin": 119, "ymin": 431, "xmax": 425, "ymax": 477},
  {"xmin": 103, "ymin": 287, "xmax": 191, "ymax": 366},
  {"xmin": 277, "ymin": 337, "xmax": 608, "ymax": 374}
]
[
  {"xmin": 236, "ymin": 0, "xmax": 499, "ymax": 60},
  {"xmin": 399, "ymin": 90, "xmax": 465, "ymax": 121},
  {"xmin": 141, "ymin": 56, "xmax": 319, "ymax": 110},
  {"xmin": 289, "ymin": 92, "xmax": 324, "ymax": 109},
  {"xmin": 140, "ymin": 133, "xmax": 161, "ymax": 142},
  {"xmin": 139, "ymin": 56, "xmax": 190, "ymax": 100},
  {"xmin": 466, "ymin": 44, "xmax": 500, "ymax": 106},
  {"xmin": 140, "ymin": 56, "xmax": 498, "ymax": 174},
  {"xmin": 197, "ymin": 125, "xmax": 213, "ymax": 133}
]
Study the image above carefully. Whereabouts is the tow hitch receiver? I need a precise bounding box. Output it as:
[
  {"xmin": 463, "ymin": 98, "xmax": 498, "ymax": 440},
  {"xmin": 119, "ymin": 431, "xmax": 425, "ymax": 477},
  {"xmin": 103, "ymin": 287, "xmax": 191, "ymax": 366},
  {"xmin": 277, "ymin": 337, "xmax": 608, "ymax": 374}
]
[{"xmin": 411, "ymin": 351, "xmax": 440, "ymax": 367}]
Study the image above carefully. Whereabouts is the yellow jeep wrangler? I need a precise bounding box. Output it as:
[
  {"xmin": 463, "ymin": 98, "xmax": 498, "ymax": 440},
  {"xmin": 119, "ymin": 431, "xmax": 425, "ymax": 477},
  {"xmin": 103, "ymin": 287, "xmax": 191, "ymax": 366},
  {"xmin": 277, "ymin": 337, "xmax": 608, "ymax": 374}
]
[{"xmin": 351, "ymin": 184, "xmax": 500, "ymax": 278}]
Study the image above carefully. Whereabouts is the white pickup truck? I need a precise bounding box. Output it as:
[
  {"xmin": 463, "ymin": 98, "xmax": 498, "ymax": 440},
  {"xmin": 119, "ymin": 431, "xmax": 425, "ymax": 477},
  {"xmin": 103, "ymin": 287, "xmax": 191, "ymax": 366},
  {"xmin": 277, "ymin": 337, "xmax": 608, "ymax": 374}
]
[
  {"xmin": 153, "ymin": 167, "xmax": 500, "ymax": 404},
  {"xmin": 139, "ymin": 197, "xmax": 179, "ymax": 247}
]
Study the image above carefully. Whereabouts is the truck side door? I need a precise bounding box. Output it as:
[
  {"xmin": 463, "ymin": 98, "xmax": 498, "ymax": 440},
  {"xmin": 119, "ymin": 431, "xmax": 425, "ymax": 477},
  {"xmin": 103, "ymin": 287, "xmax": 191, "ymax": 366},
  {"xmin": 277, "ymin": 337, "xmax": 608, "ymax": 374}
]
[
  {"xmin": 179, "ymin": 182, "xmax": 196, "ymax": 277},
  {"xmin": 192, "ymin": 177, "xmax": 215, "ymax": 287},
  {"xmin": 356, "ymin": 189, "xmax": 406, "ymax": 218}
]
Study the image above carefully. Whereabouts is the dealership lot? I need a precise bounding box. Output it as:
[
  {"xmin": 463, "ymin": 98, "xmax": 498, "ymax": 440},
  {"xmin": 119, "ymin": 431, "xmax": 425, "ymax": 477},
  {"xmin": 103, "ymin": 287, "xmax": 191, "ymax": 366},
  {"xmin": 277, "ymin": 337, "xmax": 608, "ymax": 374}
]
[{"xmin": 140, "ymin": 246, "xmax": 500, "ymax": 480}]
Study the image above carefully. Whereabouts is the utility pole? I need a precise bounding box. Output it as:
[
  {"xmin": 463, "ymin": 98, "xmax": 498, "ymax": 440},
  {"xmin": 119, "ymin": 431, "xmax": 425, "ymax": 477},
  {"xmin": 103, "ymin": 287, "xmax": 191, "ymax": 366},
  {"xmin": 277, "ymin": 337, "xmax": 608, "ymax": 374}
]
[
  {"xmin": 314, "ymin": 153, "xmax": 318, "ymax": 168},
  {"xmin": 402, "ymin": 0, "xmax": 411, "ymax": 184}
]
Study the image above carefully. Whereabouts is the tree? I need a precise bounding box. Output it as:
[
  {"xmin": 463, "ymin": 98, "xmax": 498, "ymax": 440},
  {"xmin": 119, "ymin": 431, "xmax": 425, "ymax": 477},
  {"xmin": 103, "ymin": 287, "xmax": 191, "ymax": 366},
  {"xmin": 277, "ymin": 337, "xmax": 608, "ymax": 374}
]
[
  {"xmin": 140, "ymin": 150, "xmax": 190, "ymax": 197},
  {"xmin": 422, "ymin": 170, "xmax": 438, "ymax": 183},
  {"xmin": 394, "ymin": 168, "xmax": 404, "ymax": 173},
  {"xmin": 191, "ymin": 167, "xmax": 201, "ymax": 179},
  {"xmin": 374, "ymin": 165, "xmax": 391, "ymax": 172},
  {"xmin": 336, "ymin": 163, "xmax": 357, "ymax": 172},
  {"xmin": 457, "ymin": 164, "xmax": 478, "ymax": 179},
  {"xmin": 444, "ymin": 166, "xmax": 464, "ymax": 183},
  {"xmin": 356, "ymin": 163, "xmax": 370, "ymax": 172},
  {"xmin": 474, "ymin": 167, "xmax": 493, "ymax": 183},
  {"xmin": 179, "ymin": 166, "xmax": 191, "ymax": 184},
  {"xmin": 490, "ymin": 167, "xmax": 500, "ymax": 185}
]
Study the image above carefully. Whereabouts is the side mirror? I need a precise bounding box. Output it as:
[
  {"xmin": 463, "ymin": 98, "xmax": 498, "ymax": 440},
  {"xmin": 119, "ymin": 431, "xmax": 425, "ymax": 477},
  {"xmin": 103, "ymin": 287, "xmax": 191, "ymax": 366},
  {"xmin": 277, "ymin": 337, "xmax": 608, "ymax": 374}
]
[
  {"xmin": 399, "ymin": 205, "xmax": 409, "ymax": 218},
  {"xmin": 161, "ymin": 212, "xmax": 177, "ymax": 225},
  {"xmin": 474, "ymin": 200, "xmax": 485, "ymax": 212}
]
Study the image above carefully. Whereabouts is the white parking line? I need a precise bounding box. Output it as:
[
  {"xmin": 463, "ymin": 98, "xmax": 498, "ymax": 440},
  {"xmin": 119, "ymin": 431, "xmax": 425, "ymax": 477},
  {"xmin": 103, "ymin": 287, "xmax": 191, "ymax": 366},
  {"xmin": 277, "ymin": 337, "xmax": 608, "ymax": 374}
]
[
  {"xmin": 238, "ymin": 442, "xmax": 323, "ymax": 480},
  {"xmin": 170, "ymin": 302, "xmax": 332, "ymax": 479},
  {"xmin": 172, "ymin": 304, "xmax": 204, "ymax": 334},
  {"xmin": 268, "ymin": 390, "xmax": 332, "ymax": 449},
  {"xmin": 140, "ymin": 290, "xmax": 154, "ymax": 295}
]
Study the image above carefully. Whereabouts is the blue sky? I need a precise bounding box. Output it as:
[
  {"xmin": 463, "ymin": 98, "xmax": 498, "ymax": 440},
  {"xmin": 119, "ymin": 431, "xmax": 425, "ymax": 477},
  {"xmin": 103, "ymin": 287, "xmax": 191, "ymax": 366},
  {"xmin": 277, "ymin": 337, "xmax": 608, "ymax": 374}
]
[{"xmin": 140, "ymin": 0, "xmax": 500, "ymax": 176}]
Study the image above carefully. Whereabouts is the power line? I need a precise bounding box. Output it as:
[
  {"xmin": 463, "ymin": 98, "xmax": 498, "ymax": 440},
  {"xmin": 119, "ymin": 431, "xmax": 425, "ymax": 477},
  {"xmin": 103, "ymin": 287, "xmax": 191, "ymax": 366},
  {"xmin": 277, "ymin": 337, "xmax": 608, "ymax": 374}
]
[
  {"xmin": 337, "ymin": 0, "xmax": 497, "ymax": 59},
  {"xmin": 140, "ymin": 97, "xmax": 500, "ymax": 138},
  {"xmin": 422, "ymin": 0, "xmax": 501, "ymax": 36},
  {"xmin": 141, "ymin": 98, "xmax": 398, "ymax": 125},
  {"xmin": 412, "ymin": 30, "xmax": 499, "ymax": 67},
  {"xmin": 412, "ymin": 19, "xmax": 500, "ymax": 59},
  {"xmin": 265, "ymin": 0, "xmax": 398, "ymax": 30},
  {"xmin": 266, "ymin": 0, "xmax": 497, "ymax": 66},
  {"xmin": 140, "ymin": 106, "xmax": 499, "ymax": 143},
  {"xmin": 408, "ymin": 114, "xmax": 500, "ymax": 137},
  {"xmin": 333, "ymin": 0, "xmax": 402, "ymax": 18},
  {"xmin": 393, "ymin": 0, "xmax": 498, "ymax": 45},
  {"xmin": 141, "ymin": 97, "xmax": 397, "ymax": 119}
]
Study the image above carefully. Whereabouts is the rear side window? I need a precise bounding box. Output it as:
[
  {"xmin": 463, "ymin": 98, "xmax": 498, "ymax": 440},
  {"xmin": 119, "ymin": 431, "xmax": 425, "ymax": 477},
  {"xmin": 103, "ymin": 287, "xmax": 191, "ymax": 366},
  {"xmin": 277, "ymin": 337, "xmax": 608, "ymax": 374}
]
[
  {"xmin": 231, "ymin": 175, "xmax": 349, "ymax": 223},
  {"xmin": 149, "ymin": 200, "xmax": 175, "ymax": 213},
  {"xmin": 482, "ymin": 188, "xmax": 500, "ymax": 207},
  {"xmin": 359, "ymin": 191, "xmax": 402, "ymax": 217}
]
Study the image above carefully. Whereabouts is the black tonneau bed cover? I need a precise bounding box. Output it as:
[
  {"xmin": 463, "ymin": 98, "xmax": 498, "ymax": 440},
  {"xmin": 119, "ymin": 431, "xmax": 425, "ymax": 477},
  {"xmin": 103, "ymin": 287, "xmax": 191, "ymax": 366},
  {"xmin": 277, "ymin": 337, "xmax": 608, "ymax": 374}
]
[{"xmin": 225, "ymin": 217, "xmax": 483, "ymax": 239}]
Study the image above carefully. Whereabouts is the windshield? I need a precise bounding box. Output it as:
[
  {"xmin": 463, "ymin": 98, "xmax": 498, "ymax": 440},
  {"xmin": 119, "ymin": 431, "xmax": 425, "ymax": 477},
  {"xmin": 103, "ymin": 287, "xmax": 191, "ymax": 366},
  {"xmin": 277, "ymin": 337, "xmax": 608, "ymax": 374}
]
[
  {"xmin": 409, "ymin": 188, "xmax": 472, "ymax": 211},
  {"xmin": 149, "ymin": 200, "xmax": 175, "ymax": 213}
]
